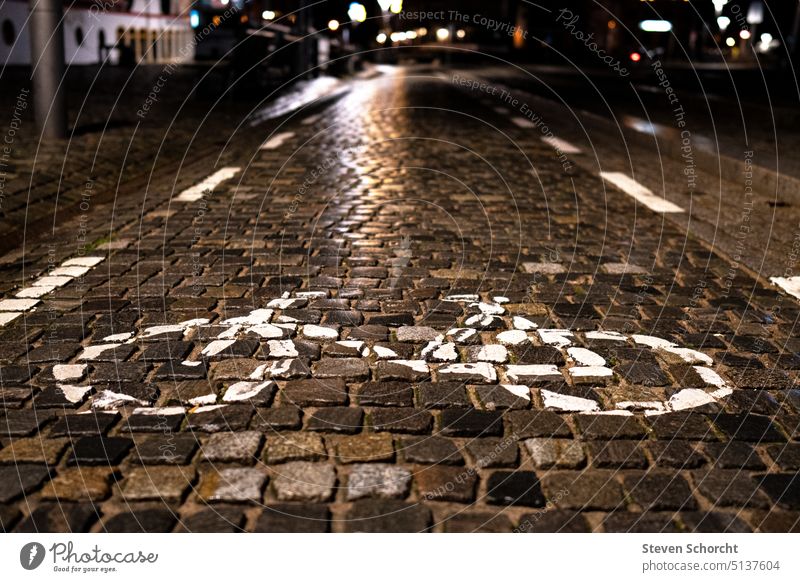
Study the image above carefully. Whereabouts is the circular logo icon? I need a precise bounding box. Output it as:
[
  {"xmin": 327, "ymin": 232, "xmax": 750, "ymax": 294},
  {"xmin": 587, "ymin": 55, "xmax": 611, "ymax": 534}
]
[{"xmin": 20, "ymin": 542, "xmax": 46, "ymax": 570}]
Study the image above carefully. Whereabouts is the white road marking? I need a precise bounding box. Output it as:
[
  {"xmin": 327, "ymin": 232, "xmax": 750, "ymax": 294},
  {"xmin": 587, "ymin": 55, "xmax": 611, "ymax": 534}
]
[
  {"xmin": 0, "ymin": 298, "xmax": 40, "ymax": 311},
  {"xmin": 770, "ymin": 276, "xmax": 800, "ymax": 299},
  {"xmin": 15, "ymin": 287, "xmax": 55, "ymax": 298},
  {"xmin": 260, "ymin": 131, "xmax": 295, "ymax": 150},
  {"xmin": 0, "ymin": 312, "xmax": 22, "ymax": 325},
  {"xmin": 501, "ymin": 385, "xmax": 531, "ymax": 400},
  {"xmin": 511, "ymin": 117, "xmax": 537, "ymax": 128},
  {"xmin": 79, "ymin": 344, "xmax": 121, "ymax": 360},
  {"xmin": 600, "ymin": 171, "xmax": 684, "ymax": 213},
  {"xmin": 301, "ymin": 113, "xmax": 323, "ymax": 125},
  {"xmin": 567, "ymin": 347, "xmax": 606, "ymax": 366},
  {"xmin": 175, "ymin": 167, "xmax": 241, "ymax": 202},
  {"xmin": 541, "ymin": 135, "xmax": 581, "ymax": 154},
  {"xmin": 63, "ymin": 256, "xmax": 104, "ymax": 267},
  {"xmin": 540, "ymin": 389, "xmax": 600, "ymax": 412}
]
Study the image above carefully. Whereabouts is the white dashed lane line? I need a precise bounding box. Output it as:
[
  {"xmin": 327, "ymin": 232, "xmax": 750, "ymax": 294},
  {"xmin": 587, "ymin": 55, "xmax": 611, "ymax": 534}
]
[
  {"xmin": 301, "ymin": 114, "xmax": 323, "ymax": 126},
  {"xmin": 541, "ymin": 135, "xmax": 582, "ymax": 154},
  {"xmin": 0, "ymin": 255, "xmax": 106, "ymax": 326},
  {"xmin": 174, "ymin": 167, "xmax": 241, "ymax": 202},
  {"xmin": 511, "ymin": 117, "xmax": 537, "ymax": 129},
  {"xmin": 599, "ymin": 171, "xmax": 684, "ymax": 214},
  {"xmin": 770, "ymin": 277, "xmax": 800, "ymax": 300},
  {"xmin": 260, "ymin": 131, "xmax": 295, "ymax": 150}
]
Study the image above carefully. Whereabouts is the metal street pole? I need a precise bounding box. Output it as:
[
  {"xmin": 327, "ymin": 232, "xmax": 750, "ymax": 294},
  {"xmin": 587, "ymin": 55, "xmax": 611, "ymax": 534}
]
[
  {"xmin": 791, "ymin": 0, "xmax": 800, "ymax": 59},
  {"xmin": 29, "ymin": 0, "xmax": 67, "ymax": 139},
  {"xmin": 296, "ymin": 0, "xmax": 309, "ymax": 78}
]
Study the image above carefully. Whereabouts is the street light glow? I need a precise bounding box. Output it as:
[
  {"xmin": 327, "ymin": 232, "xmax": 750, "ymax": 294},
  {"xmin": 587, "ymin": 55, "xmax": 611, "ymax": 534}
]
[
  {"xmin": 717, "ymin": 16, "xmax": 730, "ymax": 31},
  {"xmin": 348, "ymin": 2, "xmax": 367, "ymax": 23},
  {"xmin": 725, "ymin": 37, "xmax": 736, "ymax": 47},
  {"xmin": 376, "ymin": 33, "xmax": 387, "ymax": 44},
  {"xmin": 639, "ymin": 20, "xmax": 672, "ymax": 33},
  {"xmin": 389, "ymin": 0, "xmax": 402, "ymax": 14},
  {"xmin": 262, "ymin": 10, "xmax": 275, "ymax": 20},
  {"xmin": 739, "ymin": 29, "xmax": 751, "ymax": 40},
  {"xmin": 328, "ymin": 19, "xmax": 340, "ymax": 31},
  {"xmin": 436, "ymin": 28, "xmax": 450, "ymax": 41},
  {"xmin": 377, "ymin": 0, "xmax": 392, "ymax": 10},
  {"xmin": 456, "ymin": 29, "xmax": 466, "ymax": 39}
]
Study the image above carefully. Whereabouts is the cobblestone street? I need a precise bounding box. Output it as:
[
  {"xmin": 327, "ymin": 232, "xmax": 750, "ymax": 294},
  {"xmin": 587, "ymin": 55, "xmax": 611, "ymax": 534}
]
[{"xmin": 1, "ymin": 66, "xmax": 799, "ymax": 533}]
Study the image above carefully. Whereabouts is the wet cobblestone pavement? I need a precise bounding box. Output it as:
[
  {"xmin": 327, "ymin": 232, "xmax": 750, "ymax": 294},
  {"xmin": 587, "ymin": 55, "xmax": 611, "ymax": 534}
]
[{"xmin": 1, "ymin": 67, "xmax": 799, "ymax": 533}]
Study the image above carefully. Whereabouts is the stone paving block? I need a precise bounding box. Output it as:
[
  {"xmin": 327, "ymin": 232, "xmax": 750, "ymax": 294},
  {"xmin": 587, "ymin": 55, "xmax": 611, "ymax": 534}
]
[
  {"xmin": 474, "ymin": 384, "xmax": 530, "ymax": 410},
  {"xmin": 178, "ymin": 507, "xmax": 246, "ymax": 533},
  {"xmin": 506, "ymin": 410, "xmax": 572, "ymax": 438},
  {"xmin": 347, "ymin": 463, "xmax": 411, "ymax": 500},
  {"xmin": 264, "ymin": 432, "xmax": 326, "ymax": 464},
  {"xmin": 370, "ymin": 408, "xmax": 433, "ymax": 434},
  {"xmin": 0, "ymin": 437, "xmax": 68, "ymax": 465},
  {"xmin": 250, "ymin": 407, "xmax": 303, "ymax": 431},
  {"xmin": 711, "ymin": 413, "xmax": 786, "ymax": 442},
  {"xmin": 575, "ymin": 414, "xmax": 648, "ymax": 440},
  {"xmin": 439, "ymin": 409, "xmax": 503, "ymax": 437},
  {"xmin": 465, "ymin": 437, "xmax": 520, "ymax": 468},
  {"xmin": 541, "ymin": 470, "xmax": 625, "ymax": 510},
  {"xmin": 355, "ymin": 381, "xmax": 414, "ymax": 407},
  {"xmin": 399, "ymin": 436, "xmax": 463, "ymax": 465},
  {"xmin": 101, "ymin": 509, "xmax": 176, "ymax": 533},
  {"xmin": 281, "ymin": 379, "xmax": 348, "ymax": 407},
  {"xmin": 588, "ymin": 441, "xmax": 649, "ymax": 469},
  {"xmin": 647, "ymin": 441, "xmax": 706, "ymax": 469},
  {"xmin": 703, "ymin": 441, "xmax": 766, "ymax": 469},
  {"xmin": 133, "ymin": 434, "xmax": 198, "ymax": 465},
  {"xmin": 759, "ymin": 474, "xmax": 800, "ymax": 510},
  {"xmin": 622, "ymin": 472, "xmax": 697, "ymax": 511},
  {"xmin": 122, "ymin": 408, "xmax": 185, "ymax": 433},
  {"xmin": 0, "ymin": 465, "xmax": 51, "ymax": 503},
  {"xmin": 254, "ymin": 503, "xmax": 330, "ymax": 533},
  {"xmin": 525, "ymin": 438, "xmax": 586, "ymax": 469},
  {"xmin": 334, "ymin": 434, "xmax": 394, "ymax": 463},
  {"xmin": 601, "ymin": 512, "xmax": 681, "ymax": 533},
  {"xmin": 416, "ymin": 466, "xmax": 476, "ymax": 502},
  {"xmin": 40, "ymin": 467, "xmax": 114, "ymax": 502},
  {"xmin": 443, "ymin": 512, "xmax": 513, "ymax": 533},
  {"xmin": 313, "ymin": 358, "xmax": 370, "ymax": 380},
  {"xmin": 486, "ymin": 471, "xmax": 546, "ymax": 507},
  {"xmin": 271, "ymin": 462, "xmax": 336, "ymax": 502},
  {"xmin": 693, "ymin": 470, "xmax": 771, "ymax": 508},
  {"xmin": 416, "ymin": 381, "xmax": 471, "ymax": 408},
  {"xmin": 122, "ymin": 466, "xmax": 195, "ymax": 502},
  {"xmin": 200, "ymin": 431, "xmax": 262, "ymax": 463},
  {"xmin": 0, "ymin": 505, "xmax": 21, "ymax": 532},
  {"xmin": 344, "ymin": 500, "xmax": 431, "ymax": 532},
  {"xmin": 200, "ymin": 467, "xmax": 267, "ymax": 503},
  {"xmin": 50, "ymin": 412, "xmax": 119, "ymax": 437},
  {"xmin": 16, "ymin": 503, "xmax": 98, "ymax": 533},
  {"xmin": 679, "ymin": 511, "xmax": 752, "ymax": 533},
  {"xmin": 306, "ymin": 407, "xmax": 364, "ymax": 434},
  {"xmin": 646, "ymin": 412, "xmax": 716, "ymax": 440},
  {"xmin": 515, "ymin": 510, "xmax": 592, "ymax": 533},
  {"xmin": 766, "ymin": 443, "xmax": 800, "ymax": 470},
  {"xmin": 68, "ymin": 437, "xmax": 133, "ymax": 466},
  {"xmin": 186, "ymin": 405, "xmax": 253, "ymax": 432}
]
